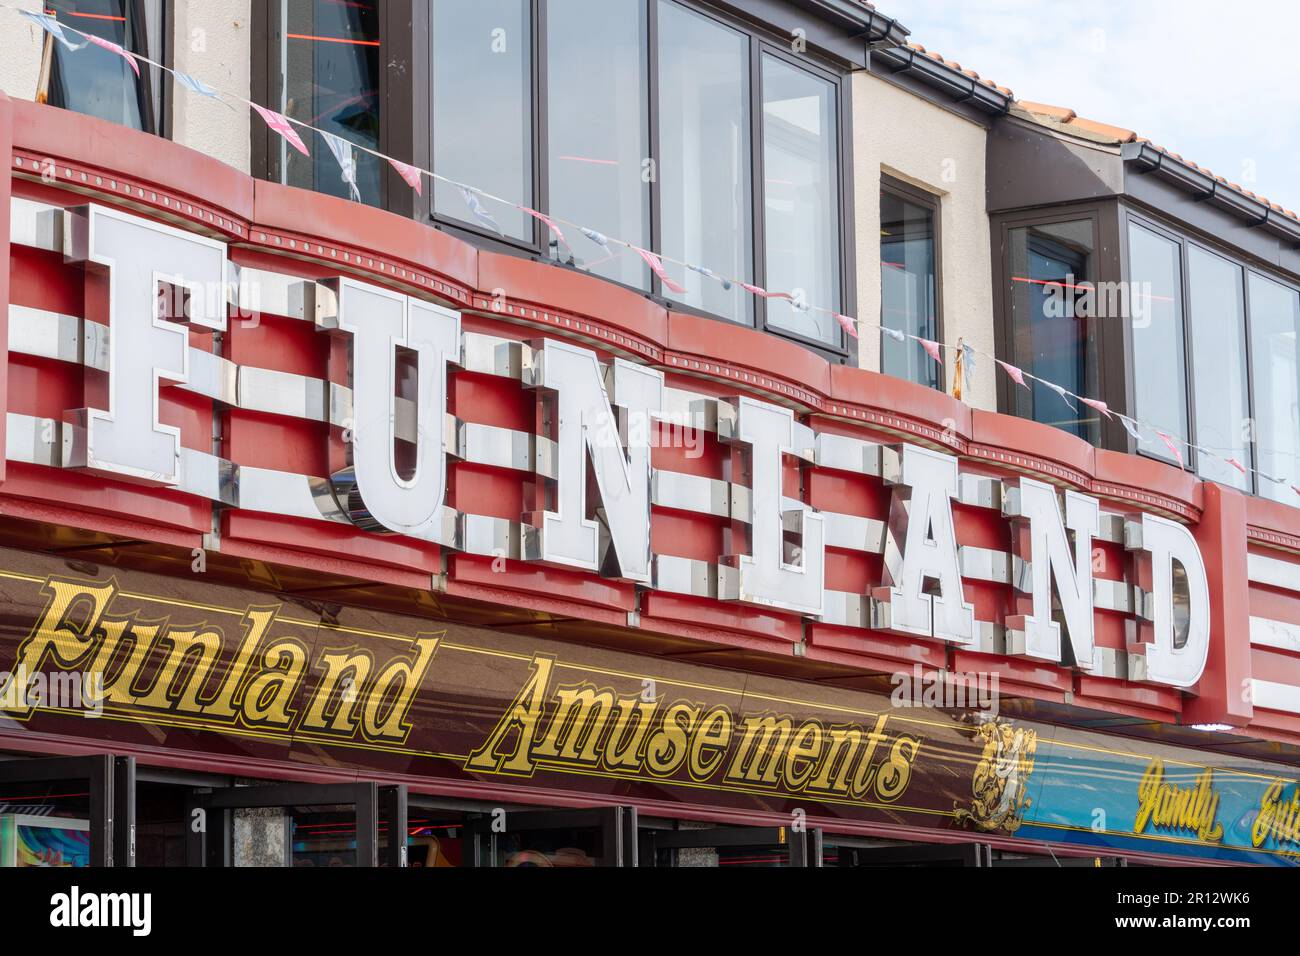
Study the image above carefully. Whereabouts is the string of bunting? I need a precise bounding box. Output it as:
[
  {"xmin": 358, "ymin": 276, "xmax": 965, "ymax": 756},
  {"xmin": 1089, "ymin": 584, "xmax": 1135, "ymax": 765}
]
[{"xmin": 12, "ymin": 5, "xmax": 1300, "ymax": 501}]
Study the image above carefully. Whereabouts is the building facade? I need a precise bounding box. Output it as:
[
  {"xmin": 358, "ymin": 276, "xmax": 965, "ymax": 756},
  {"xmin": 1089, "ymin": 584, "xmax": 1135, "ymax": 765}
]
[{"xmin": 0, "ymin": 0, "xmax": 1297, "ymax": 867}]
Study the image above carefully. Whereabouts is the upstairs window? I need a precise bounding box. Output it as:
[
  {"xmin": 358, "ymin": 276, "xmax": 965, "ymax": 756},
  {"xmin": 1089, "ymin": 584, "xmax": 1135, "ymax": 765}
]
[
  {"xmin": 1127, "ymin": 212, "xmax": 1299, "ymax": 499},
  {"xmin": 1005, "ymin": 217, "xmax": 1101, "ymax": 443},
  {"xmin": 281, "ymin": 0, "xmax": 382, "ymax": 206},
  {"xmin": 880, "ymin": 180, "xmax": 940, "ymax": 389},
  {"xmin": 432, "ymin": 0, "xmax": 532, "ymax": 240},
  {"xmin": 426, "ymin": 0, "xmax": 850, "ymax": 352},
  {"xmin": 44, "ymin": 0, "xmax": 162, "ymax": 133},
  {"xmin": 1249, "ymin": 274, "xmax": 1300, "ymax": 504}
]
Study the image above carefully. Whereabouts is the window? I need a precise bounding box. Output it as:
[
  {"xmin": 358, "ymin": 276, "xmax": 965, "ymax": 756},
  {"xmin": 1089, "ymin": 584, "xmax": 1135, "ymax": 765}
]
[
  {"xmin": 1248, "ymin": 273, "xmax": 1300, "ymax": 503},
  {"xmin": 44, "ymin": 0, "xmax": 162, "ymax": 133},
  {"xmin": 1127, "ymin": 222, "xmax": 1188, "ymax": 464},
  {"xmin": 1006, "ymin": 219, "xmax": 1100, "ymax": 442},
  {"xmin": 281, "ymin": 0, "xmax": 382, "ymax": 206},
  {"xmin": 657, "ymin": 1, "xmax": 752, "ymax": 324},
  {"xmin": 761, "ymin": 54, "xmax": 841, "ymax": 344},
  {"xmin": 1186, "ymin": 245, "xmax": 1252, "ymax": 490},
  {"xmin": 432, "ymin": 0, "xmax": 533, "ymax": 241},
  {"xmin": 880, "ymin": 182, "xmax": 939, "ymax": 389},
  {"xmin": 421, "ymin": 1, "xmax": 850, "ymax": 351},
  {"xmin": 547, "ymin": 0, "xmax": 650, "ymax": 289}
]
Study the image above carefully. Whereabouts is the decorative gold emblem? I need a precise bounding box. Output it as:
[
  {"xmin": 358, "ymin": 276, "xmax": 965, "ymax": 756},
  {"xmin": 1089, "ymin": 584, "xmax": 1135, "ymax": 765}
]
[{"xmin": 953, "ymin": 721, "xmax": 1038, "ymax": 834}]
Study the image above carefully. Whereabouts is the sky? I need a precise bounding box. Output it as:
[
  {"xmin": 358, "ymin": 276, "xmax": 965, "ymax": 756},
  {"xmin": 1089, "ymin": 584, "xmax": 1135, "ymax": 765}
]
[{"xmin": 886, "ymin": 0, "xmax": 1300, "ymax": 213}]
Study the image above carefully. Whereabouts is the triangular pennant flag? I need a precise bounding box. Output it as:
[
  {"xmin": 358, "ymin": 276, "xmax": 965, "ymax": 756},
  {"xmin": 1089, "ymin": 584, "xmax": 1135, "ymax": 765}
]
[
  {"xmin": 1259, "ymin": 472, "xmax": 1287, "ymax": 485},
  {"xmin": 1156, "ymin": 431, "xmax": 1185, "ymax": 469},
  {"xmin": 1079, "ymin": 396, "xmax": 1112, "ymax": 420},
  {"xmin": 460, "ymin": 187, "xmax": 503, "ymax": 235},
  {"xmin": 998, "ymin": 360, "xmax": 1029, "ymax": 390},
  {"xmin": 1225, "ymin": 457, "xmax": 1248, "ymax": 476},
  {"xmin": 1117, "ymin": 415, "xmax": 1145, "ymax": 442},
  {"xmin": 389, "ymin": 159, "xmax": 423, "ymax": 196},
  {"xmin": 634, "ymin": 247, "xmax": 686, "ymax": 295},
  {"xmin": 86, "ymin": 34, "xmax": 140, "ymax": 77},
  {"xmin": 881, "ymin": 327, "xmax": 906, "ymax": 344},
  {"xmin": 320, "ymin": 131, "xmax": 361, "ymax": 203},
  {"xmin": 20, "ymin": 11, "xmax": 88, "ymax": 52},
  {"xmin": 174, "ymin": 70, "xmax": 218, "ymax": 98},
  {"xmin": 833, "ymin": 314, "xmax": 858, "ymax": 339},
  {"xmin": 740, "ymin": 282, "xmax": 768, "ymax": 297},
  {"xmin": 1293, "ymin": 486, "xmax": 1300, "ymax": 499},
  {"xmin": 918, "ymin": 338, "xmax": 943, "ymax": 365},
  {"xmin": 252, "ymin": 103, "xmax": 309, "ymax": 157},
  {"xmin": 1041, "ymin": 380, "xmax": 1077, "ymax": 410},
  {"xmin": 962, "ymin": 342, "xmax": 977, "ymax": 389},
  {"xmin": 522, "ymin": 207, "xmax": 567, "ymax": 249}
]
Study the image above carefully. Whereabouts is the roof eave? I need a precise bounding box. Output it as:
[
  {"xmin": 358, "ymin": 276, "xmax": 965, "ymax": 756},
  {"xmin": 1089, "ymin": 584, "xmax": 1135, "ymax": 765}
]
[
  {"xmin": 1122, "ymin": 141, "xmax": 1300, "ymax": 245},
  {"xmin": 870, "ymin": 45, "xmax": 1012, "ymax": 115}
]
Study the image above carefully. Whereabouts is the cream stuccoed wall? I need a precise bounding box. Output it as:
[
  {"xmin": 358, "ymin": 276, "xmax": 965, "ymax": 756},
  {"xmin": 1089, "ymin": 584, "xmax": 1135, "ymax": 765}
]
[
  {"xmin": 0, "ymin": 0, "xmax": 251, "ymax": 175},
  {"xmin": 168, "ymin": 1, "xmax": 252, "ymax": 174},
  {"xmin": 0, "ymin": 0, "xmax": 46, "ymax": 103},
  {"xmin": 852, "ymin": 70, "xmax": 997, "ymax": 412}
]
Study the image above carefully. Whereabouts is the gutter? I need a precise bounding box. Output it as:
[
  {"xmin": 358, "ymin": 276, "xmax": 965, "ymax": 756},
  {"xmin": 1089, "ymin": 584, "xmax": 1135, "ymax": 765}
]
[
  {"xmin": 1121, "ymin": 142, "xmax": 1300, "ymax": 245},
  {"xmin": 870, "ymin": 44, "xmax": 1012, "ymax": 115}
]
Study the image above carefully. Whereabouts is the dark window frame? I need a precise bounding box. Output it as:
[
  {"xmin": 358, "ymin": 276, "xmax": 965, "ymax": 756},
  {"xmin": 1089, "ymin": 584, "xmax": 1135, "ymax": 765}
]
[
  {"xmin": 256, "ymin": 0, "xmax": 856, "ymax": 364},
  {"xmin": 1121, "ymin": 203, "xmax": 1300, "ymax": 495},
  {"xmin": 990, "ymin": 201, "xmax": 1127, "ymax": 450},
  {"xmin": 253, "ymin": 1, "xmax": 423, "ymax": 218},
  {"xmin": 879, "ymin": 173, "xmax": 943, "ymax": 389},
  {"xmin": 45, "ymin": 0, "xmax": 166, "ymax": 137}
]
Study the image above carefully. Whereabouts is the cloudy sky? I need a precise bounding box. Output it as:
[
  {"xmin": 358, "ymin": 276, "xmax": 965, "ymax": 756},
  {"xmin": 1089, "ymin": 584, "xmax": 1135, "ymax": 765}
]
[{"xmin": 889, "ymin": 0, "xmax": 1300, "ymax": 213}]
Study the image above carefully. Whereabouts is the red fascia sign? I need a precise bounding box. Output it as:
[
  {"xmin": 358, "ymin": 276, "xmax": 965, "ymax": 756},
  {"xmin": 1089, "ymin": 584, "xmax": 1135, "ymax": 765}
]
[{"xmin": 2, "ymin": 97, "xmax": 1300, "ymax": 747}]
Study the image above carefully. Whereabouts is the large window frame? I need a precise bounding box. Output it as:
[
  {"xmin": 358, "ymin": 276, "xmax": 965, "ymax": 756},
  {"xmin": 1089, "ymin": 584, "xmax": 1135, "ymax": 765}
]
[
  {"xmin": 991, "ymin": 202, "xmax": 1127, "ymax": 448},
  {"xmin": 879, "ymin": 174, "xmax": 943, "ymax": 389},
  {"xmin": 422, "ymin": 0, "xmax": 857, "ymax": 361},
  {"xmin": 45, "ymin": 0, "xmax": 167, "ymax": 137},
  {"xmin": 1121, "ymin": 205, "xmax": 1300, "ymax": 497}
]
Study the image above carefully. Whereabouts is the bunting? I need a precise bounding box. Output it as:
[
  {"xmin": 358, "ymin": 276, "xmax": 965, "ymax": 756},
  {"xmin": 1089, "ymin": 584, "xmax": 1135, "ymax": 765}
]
[
  {"xmin": 389, "ymin": 159, "xmax": 423, "ymax": 196},
  {"xmin": 20, "ymin": 11, "xmax": 86, "ymax": 51},
  {"xmin": 634, "ymin": 247, "xmax": 686, "ymax": 295},
  {"xmin": 320, "ymin": 131, "xmax": 361, "ymax": 203},
  {"xmin": 86, "ymin": 34, "xmax": 139, "ymax": 77},
  {"xmin": 13, "ymin": 2, "xmax": 1299, "ymax": 500},
  {"xmin": 251, "ymin": 103, "xmax": 309, "ymax": 157},
  {"xmin": 461, "ymin": 187, "xmax": 503, "ymax": 235},
  {"xmin": 998, "ymin": 360, "xmax": 1029, "ymax": 390}
]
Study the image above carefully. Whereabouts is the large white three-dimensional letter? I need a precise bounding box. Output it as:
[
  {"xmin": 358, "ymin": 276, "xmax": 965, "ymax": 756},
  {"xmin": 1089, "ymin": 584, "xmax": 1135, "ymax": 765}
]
[
  {"xmin": 1128, "ymin": 514, "xmax": 1210, "ymax": 688},
  {"xmin": 64, "ymin": 205, "xmax": 227, "ymax": 484},
  {"xmin": 530, "ymin": 339, "xmax": 662, "ymax": 583},
  {"xmin": 327, "ymin": 278, "xmax": 460, "ymax": 543},
  {"xmin": 1007, "ymin": 477, "xmax": 1100, "ymax": 668},
  {"xmin": 723, "ymin": 397, "xmax": 824, "ymax": 616},
  {"xmin": 879, "ymin": 444, "xmax": 974, "ymax": 644}
]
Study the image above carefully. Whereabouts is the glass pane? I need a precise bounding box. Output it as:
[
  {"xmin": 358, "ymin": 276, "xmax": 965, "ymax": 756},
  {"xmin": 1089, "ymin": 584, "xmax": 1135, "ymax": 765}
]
[
  {"xmin": 1249, "ymin": 273, "xmax": 1300, "ymax": 503},
  {"xmin": 1128, "ymin": 222, "xmax": 1189, "ymax": 463},
  {"xmin": 762, "ymin": 56, "xmax": 840, "ymax": 343},
  {"xmin": 45, "ymin": 0, "xmax": 148, "ymax": 131},
  {"xmin": 548, "ymin": 0, "xmax": 649, "ymax": 289},
  {"xmin": 881, "ymin": 189, "xmax": 939, "ymax": 389},
  {"xmin": 658, "ymin": 1, "xmax": 752, "ymax": 323},
  {"xmin": 1007, "ymin": 220, "xmax": 1099, "ymax": 442},
  {"xmin": 283, "ymin": 0, "xmax": 382, "ymax": 206},
  {"xmin": 1187, "ymin": 245, "xmax": 1251, "ymax": 490},
  {"xmin": 433, "ymin": 0, "xmax": 532, "ymax": 240}
]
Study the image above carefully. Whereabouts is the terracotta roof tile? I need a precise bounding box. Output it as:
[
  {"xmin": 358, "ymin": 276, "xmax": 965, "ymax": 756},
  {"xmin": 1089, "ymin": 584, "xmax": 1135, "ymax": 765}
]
[{"xmin": 904, "ymin": 42, "xmax": 1014, "ymax": 97}]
